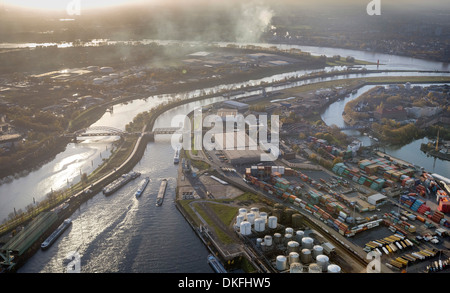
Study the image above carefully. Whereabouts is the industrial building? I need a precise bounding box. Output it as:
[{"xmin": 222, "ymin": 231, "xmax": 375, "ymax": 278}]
[
  {"xmin": 221, "ymin": 101, "xmax": 249, "ymax": 112},
  {"xmin": 213, "ymin": 132, "xmax": 266, "ymax": 165}
]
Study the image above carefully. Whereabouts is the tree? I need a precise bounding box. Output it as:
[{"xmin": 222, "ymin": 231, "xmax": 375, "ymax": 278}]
[{"xmin": 81, "ymin": 173, "xmax": 89, "ymax": 185}]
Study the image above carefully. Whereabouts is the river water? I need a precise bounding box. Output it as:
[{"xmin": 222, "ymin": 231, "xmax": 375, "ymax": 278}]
[
  {"xmin": 321, "ymin": 84, "xmax": 450, "ymax": 174},
  {"xmin": 0, "ymin": 41, "xmax": 447, "ymax": 272}
]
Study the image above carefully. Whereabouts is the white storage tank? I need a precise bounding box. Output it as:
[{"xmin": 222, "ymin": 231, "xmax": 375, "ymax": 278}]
[
  {"xmin": 287, "ymin": 241, "xmax": 300, "ymax": 253},
  {"xmin": 290, "ymin": 262, "xmax": 302, "ymax": 273},
  {"xmin": 273, "ymin": 233, "xmax": 282, "ymax": 244},
  {"xmin": 313, "ymin": 245, "xmax": 324, "ymax": 259},
  {"xmin": 289, "ymin": 252, "xmax": 300, "ymax": 264},
  {"xmin": 240, "ymin": 221, "xmax": 251, "ymax": 236},
  {"xmin": 246, "ymin": 212, "xmax": 256, "ymax": 225},
  {"xmin": 302, "ymin": 237, "xmax": 314, "ymax": 249},
  {"xmin": 251, "ymin": 207, "xmax": 260, "ymax": 218},
  {"xmin": 284, "ymin": 233, "xmax": 293, "ymax": 245},
  {"xmin": 256, "ymin": 238, "xmax": 263, "ymax": 247},
  {"xmin": 259, "ymin": 212, "xmax": 268, "ymax": 222},
  {"xmin": 268, "ymin": 216, "xmax": 277, "ymax": 229},
  {"xmin": 285, "ymin": 227, "xmax": 294, "ymax": 235},
  {"xmin": 264, "ymin": 235, "xmax": 273, "ymax": 247},
  {"xmin": 276, "ymin": 255, "xmax": 287, "ymax": 271},
  {"xmin": 295, "ymin": 230, "xmax": 304, "ymax": 243},
  {"xmin": 308, "ymin": 263, "xmax": 322, "ymax": 273},
  {"xmin": 254, "ymin": 218, "xmax": 265, "ymax": 232},
  {"xmin": 316, "ymin": 255, "xmax": 329, "ymax": 272},
  {"xmin": 301, "ymin": 249, "xmax": 312, "ymax": 264},
  {"xmin": 239, "ymin": 208, "xmax": 248, "ymax": 217},
  {"xmin": 327, "ymin": 264, "xmax": 341, "ymax": 273},
  {"xmin": 236, "ymin": 215, "xmax": 245, "ymax": 227}
]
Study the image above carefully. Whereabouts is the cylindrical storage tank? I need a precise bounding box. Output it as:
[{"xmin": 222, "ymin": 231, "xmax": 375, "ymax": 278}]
[
  {"xmin": 264, "ymin": 235, "xmax": 273, "ymax": 247},
  {"xmin": 239, "ymin": 208, "xmax": 247, "ymax": 218},
  {"xmin": 327, "ymin": 264, "xmax": 341, "ymax": 273},
  {"xmin": 236, "ymin": 215, "xmax": 245, "ymax": 227},
  {"xmin": 316, "ymin": 255, "xmax": 329, "ymax": 272},
  {"xmin": 302, "ymin": 237, "xmax": 314, "ymax": 249},
  {"xmin": 251, "ymin": 207, "xmax": 260, "ymax": 218},
  {"xmin": 273, "ymin": 233, "xmax": 282, "ymax": 244},
  {"xmin": 261, "ymin": 242, "xmax": 267, "ymax": 252},
  {"xmin": 240, "ymin": 221, "xmax": 251, "ymax": 236},
  {"xmin": 272, "ymin": 209, "xmax": 283, "ymax": 223},
  {"xmin": 292, "ymin": 213, "xmax": 302, "ymax": 227},
  {"xmin": 285, "ymin": 227, "xmax": 294, "ymax": 235},
  {"xmin": 285, "ymin": 209, "xmax": 295, "ymax": 225},
  {"xmin": 287, "ymin": 241, "xmax": 300, "ymax": 254},
  {"xmin": 256, "ymin": 238, "xmax": 263, "ymax": 247},
  {"xmin": 274, "ymin": 203, "xmax": 284, "ymax": 210},
  {"xmin": 290, "ymin": 262, "xmax": 302, "ymax": 273},
  {"xmin": 276, "ymin": 255, "xmax": 287, "ymax": 271},
  {"xmin": 308, "ymin": 263, "xmax": 322, "ymax": 273},
  {"xmin": 246, "ymin": 212, "xmax": 255, "ymax": 225},
  {"xmin": 268, "ymin": 216, "xmax": 278, "ymax": 229},
  {"xmin": 284, "ymin": 233, "xmax": 293, "ymax": 245},
  {"xmin": 254, "ymin": 218, "xmax": 265, "ymax": 232},
  {"xmin": 289, "ymin": 252, "xmax": 300, "ymax": 265},
  {"xmin": 313, "ymin": 245, "xmax": 324, "ymax": 259},
  {"xmin": 301, "ymin": 249, "xmax": 312, "ymax": 264},
  {"xmin": 259, "ymin": 212, "xmax": 268, "ymax": 223},
  {"xmin": 295, "ymin": 230, "xmax": 304, "ymax": 243}
]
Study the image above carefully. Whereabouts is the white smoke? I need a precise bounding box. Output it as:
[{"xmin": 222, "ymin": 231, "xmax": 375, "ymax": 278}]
[{"xmin": 234, "ymin": 1, "xmax": 274, "ymax": 43}]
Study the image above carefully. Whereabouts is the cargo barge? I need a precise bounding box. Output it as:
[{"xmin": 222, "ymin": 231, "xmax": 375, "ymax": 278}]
[
  {"xmin": 207, "ymin": 254, "xmax": 227, "ymax": 273},
  {"xmin": 41, "ymin": 219, "xmax": 72, "ymax": 250},
  {"xmin": 156, "ymin": 179, "xmax": 168, "ymax": 206},
  {"xmin": 135, "ymin": 177, "xmax": 150, "ymax": 198},
  {"xmin": 103, "ymin": 171, "xmax": 141, "ymax": 196},
  {"xmin": 174, "ymin": 148, "xmax": 180, "ymax": 164}
]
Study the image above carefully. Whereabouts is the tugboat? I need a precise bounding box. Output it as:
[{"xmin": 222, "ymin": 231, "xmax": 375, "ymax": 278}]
[{"xmin": 156, "ymin": 179, "xmax": 168, "ymax": 206}]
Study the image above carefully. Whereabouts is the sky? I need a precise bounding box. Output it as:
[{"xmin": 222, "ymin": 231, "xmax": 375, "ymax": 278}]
[{"xmin": 2, "ymin": 0, "xmax": 449, "ymax": 11}]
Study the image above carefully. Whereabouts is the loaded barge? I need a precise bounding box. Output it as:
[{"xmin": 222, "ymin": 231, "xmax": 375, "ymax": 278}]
[
  {"xmin": 156, "ymin": 179, "xmax": 168, "ymax": 206},
  {"xmin": 103, "ymin": 171, "xmax": 140, "ymax": 196}
]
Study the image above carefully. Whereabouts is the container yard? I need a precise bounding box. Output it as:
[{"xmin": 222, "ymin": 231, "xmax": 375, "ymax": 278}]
[{"xmin": 240, "ymin": 155, "xmax": 450, "ymax": 273}]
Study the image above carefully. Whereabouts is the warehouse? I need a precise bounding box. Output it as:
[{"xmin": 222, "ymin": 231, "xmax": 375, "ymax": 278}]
[
  {"xmin": 213, "ymin": 132, "xmax": 266, "ymax": 165},
  {"xmin": 222, "ymin": 100, "xmax": 249, "ymax": 112},
  {"xmin": 367, "ymin": 193, "xmax": 388, "ymax": 206}
]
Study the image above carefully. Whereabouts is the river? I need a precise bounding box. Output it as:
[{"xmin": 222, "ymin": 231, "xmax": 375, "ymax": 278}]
[
  {"xmin": 321, "ymin": 83, "xmax": 450, "ymax": 174},
  {"xmin": 0, "ymin": 41, "xmax": 446, "ymax": 272}
]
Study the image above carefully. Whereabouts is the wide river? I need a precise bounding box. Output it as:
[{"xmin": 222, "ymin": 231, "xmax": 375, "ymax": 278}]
[{"xmin": 0, "ymin": 41, "xmax": 446, "ymax": 273}]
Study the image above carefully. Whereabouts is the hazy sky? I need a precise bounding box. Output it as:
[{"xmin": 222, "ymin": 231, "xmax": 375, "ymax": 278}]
[{"xmin": 2, "ymin": 0, "xmax": 449, "ymax": 11}]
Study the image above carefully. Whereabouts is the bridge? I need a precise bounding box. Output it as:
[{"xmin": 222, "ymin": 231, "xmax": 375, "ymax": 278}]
[
  {"xmin": 338, "ymin": 125, "xmax": 367, "ymax": 131},
  {"xmin": 72, "ymin": 126, "xmax": 126, "ymax": 137},
  {"xmin": 152, "ymin": 127, "xmax": 181, "ymax": 135}
]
